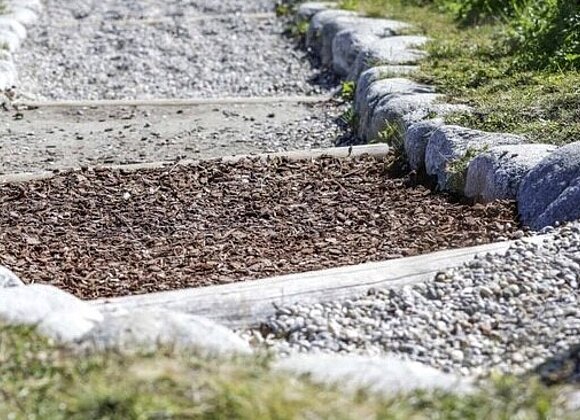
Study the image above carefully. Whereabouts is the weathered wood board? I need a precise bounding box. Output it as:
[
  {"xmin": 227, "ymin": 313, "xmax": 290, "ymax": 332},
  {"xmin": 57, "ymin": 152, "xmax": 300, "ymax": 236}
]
[{"xmin": 92, "ymin": 236, "xmax": 547, "ymax": 329}]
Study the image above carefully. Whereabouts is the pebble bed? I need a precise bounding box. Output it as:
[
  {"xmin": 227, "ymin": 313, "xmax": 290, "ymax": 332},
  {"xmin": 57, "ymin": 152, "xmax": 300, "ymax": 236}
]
[
  {"xmin": 15, "ymin": 0, "xmax": 333, "ymax": 100},
  {"xmin": 246, "ymin": 223, "xmax": 580, "ymax": 377}
]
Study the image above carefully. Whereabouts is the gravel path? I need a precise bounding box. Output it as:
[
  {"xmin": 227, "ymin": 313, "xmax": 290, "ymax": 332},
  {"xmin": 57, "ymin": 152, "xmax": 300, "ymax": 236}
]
[
  {"xmin": 247, "ymin": 223, "xmax": 580, "ymax": 378},
  {"xmin": 0, "ymin": 156, "xmax": 522, "ymax": 299},
  {"xmin": 15, "ymin": 0, "xmax": 335, "ymax": 100},
  {"xmin": 0, "ymin": 100, "xmax": 350, "ymax": 175}
]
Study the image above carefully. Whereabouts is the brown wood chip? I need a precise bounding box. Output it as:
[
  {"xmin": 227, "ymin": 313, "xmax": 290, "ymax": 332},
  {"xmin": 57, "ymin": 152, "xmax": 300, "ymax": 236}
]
[{"xmin": 0, "ymin": 156, "xmax": 522, "ymax": 299}]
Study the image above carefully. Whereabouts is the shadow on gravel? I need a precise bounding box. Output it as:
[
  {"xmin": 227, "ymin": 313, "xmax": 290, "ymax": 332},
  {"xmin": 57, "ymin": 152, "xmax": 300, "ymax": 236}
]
[{"xmin": 538, "ymin": 344, "xmax": 580, "ymax": 386}]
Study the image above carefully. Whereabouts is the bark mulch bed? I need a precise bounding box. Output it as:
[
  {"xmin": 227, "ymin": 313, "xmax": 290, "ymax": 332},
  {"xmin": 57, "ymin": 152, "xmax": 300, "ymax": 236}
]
[{"xmin": 0, "ymin": 156, "xmax": 522, "ymax": 299}]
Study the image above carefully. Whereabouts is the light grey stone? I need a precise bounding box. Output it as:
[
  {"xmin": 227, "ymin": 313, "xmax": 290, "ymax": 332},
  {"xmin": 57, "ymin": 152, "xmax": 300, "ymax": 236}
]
[
  {"xmin": 82, "ymin": 309, "xmax": 252, "ymax": 356},
  {"xmin": 306, "ymin": 9, "xmax": 357, "ymax": 57},
  {"xmin": 274, "ymin": 353, "xmax": 474, "ymax": 396},
  {"xmin": 348, "ymin": 35, "xmax": 429, "ymax": 81},
  {"xmin": 0, "ymin": 17, "xmax": 27, "ymax": 40},
  {"xmin": 296, "ymin": 2, "xmax": 337, "ymax": 22},
  {"xmin": 405, "ymin": 119, "xmax": 444, "ymax": 171},
  {"xmin": 322, "ymin": 18, "xmax": 410, "ymax": 68},
  {"xmin": 7, "ymin": 0, "xmax": 43, "ymax": 14},
  {"xmin": 364, "ymin": 93, "xmax": 465, "ymax": 142},
  {"xmin": 4, "ymin": 7, "xmax": 38, "ymax": 26},
  {"xmin": 0, "ymin": 266, "xmax": 23, "ymax": 288},
  {"xmin": 0, "ymin": 284, "xmax": 104, "ymax": 341},
  {"xmin": 354, "ymin": 65, "xmax": 418, "ymax": 113},
  {"xmin": 465, "ymin": 144, "xmax": 556, "ymax": 202},
  {"xmin": 518, "ymin": 141, "xmax": 580, "ymax": 230},
  {"xmin": 425, "ymin": 125, "xmax": 524, "ymax": 193},
  {"xmin": 38, "ymin": 309, "xmax": 105, "ymax": 343},
  {"xmin": 333, "ymin": 30, "xmax": 379, "ymax": 77},
  {"xmin": 0, "ymin": 58, "xmax": 17, "ymax": 90},
  {"xmin": 355, "ymin": 78, "xmax": 434, "ymax": 141},
  {"xmin": 0, "ymin": 28, "xmax": 22, "ymax": 52}
]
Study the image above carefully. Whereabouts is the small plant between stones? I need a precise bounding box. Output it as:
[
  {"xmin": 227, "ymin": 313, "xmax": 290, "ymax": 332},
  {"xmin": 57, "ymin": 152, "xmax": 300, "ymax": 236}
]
[
  {"xmin": 446, "ymin": 145, "xmax": 489, "ymax": 192},
  {"xmin": 373, "ymin": 120, "xmax": 408, "ymax": 173},
  {"xmin": 340, "ymin": 81, "xmax": 356, "ymax": 101},
  {"xmin": 340, "ymin": 106, "xmax": 359, "ymax": 132}
]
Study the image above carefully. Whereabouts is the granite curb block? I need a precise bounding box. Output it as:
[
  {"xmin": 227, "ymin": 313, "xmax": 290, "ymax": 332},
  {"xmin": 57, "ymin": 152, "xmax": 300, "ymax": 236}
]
[
  {"xmin": 0, "ymin": 0, "xmax": 43, "ymax": 90},
  {"xmin": 298, "ymin": 1, "xmax": 576, "ymax": 229}
]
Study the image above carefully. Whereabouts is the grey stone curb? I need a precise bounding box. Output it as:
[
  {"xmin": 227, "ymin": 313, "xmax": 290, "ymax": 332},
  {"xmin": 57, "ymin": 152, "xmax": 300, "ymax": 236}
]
[
  {"xmin": 298, "ymin": 1, "xmax": 579, "ymax": 229},
  {"xmin": 0, "ymin": 0, "xmax": 43, "ymax": 90}
]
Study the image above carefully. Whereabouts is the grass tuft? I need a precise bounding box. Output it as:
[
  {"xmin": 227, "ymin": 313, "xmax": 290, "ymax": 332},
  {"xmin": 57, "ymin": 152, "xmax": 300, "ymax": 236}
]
[
  {"xmin": 339, "ymin": 0, "xmax": 580, "ymax": 145},
  {"xmin": 0, "ymin": 323, "xmax": 575, "ymax": 418}
]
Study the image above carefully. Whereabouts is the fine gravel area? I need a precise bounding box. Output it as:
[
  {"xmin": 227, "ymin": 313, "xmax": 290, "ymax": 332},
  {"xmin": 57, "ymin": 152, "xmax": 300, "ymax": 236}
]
[
  {"xmin": 48, "ymin": 0, "xmax": 276, "ymax": 18},
  {"xmin": 0, "ymin": 101, "xmax": 349, "ymax": 175},
  {"xmin": 15, "ymin": 0, "xmax": 334, "ymax": 100},
  {"xmin": 248, "ymin": 223, "xmax": 580, "ymax": 378},
  {"xmin": 0, "ymin": 156, "xmax": 522, "ymax": 299}
]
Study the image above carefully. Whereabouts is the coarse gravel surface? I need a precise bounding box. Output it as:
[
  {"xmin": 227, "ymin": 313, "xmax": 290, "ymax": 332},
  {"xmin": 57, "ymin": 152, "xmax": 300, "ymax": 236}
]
[
  {"xmin": 0, "ymin": 156, "xmax": 522, "ymax": 299},
  {"xmin": 247, "ymin": 223, "xmax": 580, "ymax": 378},
  {"xmin": 15, "ymin": 0, "xmax": 335, "ymax": 100},
  {"xmin": 0, "ymin": 101, "xmax": 351, "ymax": 175}
]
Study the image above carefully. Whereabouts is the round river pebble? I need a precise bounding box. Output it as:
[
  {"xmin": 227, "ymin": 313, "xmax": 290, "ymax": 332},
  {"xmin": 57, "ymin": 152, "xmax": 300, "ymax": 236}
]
[{"xmin": 245, "ymin": 222, "xmax": 580, "ymax": 377}]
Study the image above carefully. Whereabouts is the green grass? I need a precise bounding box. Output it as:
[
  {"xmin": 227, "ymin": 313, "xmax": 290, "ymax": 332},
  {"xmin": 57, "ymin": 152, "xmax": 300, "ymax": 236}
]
[
  {"xmin": 337, "ymin": 0, "xmax": 580, "ymax": 145},
  {"xmin": 0, "ymin": 324, "xmax": 576, "ymax": 419},
  {"xmin": 340, "ymin": 80, "xmax": 357, "ymax": 101}
]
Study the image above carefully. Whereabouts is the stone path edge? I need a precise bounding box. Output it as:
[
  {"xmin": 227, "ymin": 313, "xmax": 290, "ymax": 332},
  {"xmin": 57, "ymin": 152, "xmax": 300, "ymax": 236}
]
[{"xmin": 296, "ymin": 2, "xmax": 580, "ymax": 230}]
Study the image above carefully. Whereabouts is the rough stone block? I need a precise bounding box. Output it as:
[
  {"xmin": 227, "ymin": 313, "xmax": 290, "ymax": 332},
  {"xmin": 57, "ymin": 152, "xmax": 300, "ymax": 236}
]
[
  {"xmin": 0, "ymin": 59, "xmax": 18, "ymax": 90},
  {"xmin": 0, "ymin": 28, "xmax": 21, "ymax": 52},
  {"xmin": 425, "ymin": 126, "xmax": 524, "ymax": 193},
  {"xmin": 364, "ymin": 93, "xmax": 441, "ymax": 142},
  {"xmin": 306, "ymin": 9, "xmax": 356, "ymax": 57},
  {"xmin": 465, "ymin": 144, "xmax": 556, "ymax": 202},
  {"xmin": 0, "ymin": 284, "xmax": 104, "ymax": 341},
  {"xmin": 354, "ymin": 65, "xmax": 418, "ymax": 113},
  {"xmin": 4, "ymin": 7, "xmax": 38, "ymax": 26},
  {"xmin": 355, "ymin": 78, "xmax": 434, "ymax": 141},
  {"xmin": 0, "ymin": 266, "xmax": 24, "ymax": 288},
  {"xmin": 323, "ymin": 18, "xmax": 410, "ymax": 68},
  {"xmin": 7, "ymin": 0, "xmax": 43, "ymax": 14},
  {"xmin": 405, "ymin": 119, "xmax": 444, "ymax": 171},
  {"xmin": 296, "ymin": 2, "xmax": 336, "ymax": 22},
  {"xmin": 274, "ymin": 353, "xmax": 474, "ymax": 396},
  {"xmin": 0, "ymin": 17, "xmax": 27, "ymax": 40},
  {"xmin": 518, "ymin": 141, "xmax": 580, "ymax": 229},
  {"xmin": 82, "ymin": 309, "xmax": 252, "ymax": 356},
  {"xmin": 348, "ymin": 35, "xmax": 429, "ymax": 81}
]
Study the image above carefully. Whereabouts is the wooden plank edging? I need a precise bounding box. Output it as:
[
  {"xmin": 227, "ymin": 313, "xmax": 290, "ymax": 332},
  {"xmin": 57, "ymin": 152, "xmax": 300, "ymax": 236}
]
[
  {"xmin": 92, "ymin": 235, "xmax": 547, "ymax": 329},
  {"xmin": 0, "ymin": 144, "xmax": 390, "ymax": 185}
]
